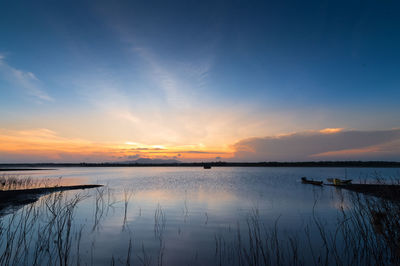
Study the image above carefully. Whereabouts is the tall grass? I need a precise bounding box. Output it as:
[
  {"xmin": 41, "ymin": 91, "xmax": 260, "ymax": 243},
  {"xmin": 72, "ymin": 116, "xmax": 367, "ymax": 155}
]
[
  {"xmin": 0, "ymin": 174, "xmax": 61, "ymax": 190},
  {"xmin": 154, "ymin": 204, "xmax": 166, "ymax": 266},
  {"xmin": 211, "ymin": 192, "xmax": 400, "ymax": 266},
  {"xmin": 0, "ymin": 188, "xmax": 134, "ymax": 266},
  {"xmin": 0, "ymin": 192, "xmax": 84, "ymax": 265},
  {"xmin": 1, "ymin": 180, "xmax": 400, "ymax": 265}
]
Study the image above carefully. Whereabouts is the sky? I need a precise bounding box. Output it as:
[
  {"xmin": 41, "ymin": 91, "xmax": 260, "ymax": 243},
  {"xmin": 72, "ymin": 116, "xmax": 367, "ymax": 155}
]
[{"xmin": 1, "ymin": 0, "xmax": 400, "ymax": 163}]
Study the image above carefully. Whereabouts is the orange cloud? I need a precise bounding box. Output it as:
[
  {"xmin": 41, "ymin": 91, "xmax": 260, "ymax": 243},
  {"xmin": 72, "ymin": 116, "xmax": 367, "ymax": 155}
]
[
  {"xmin": 232, "ymin": 128, "xmax": 400, "ymax": 161},
  {"xmin": 310, "ymin": 146, "xmax": 380, "ymax": 157},
  {"xmin": 319, "ymin": 128, "xmax": 344, "ymax": 134},
  {"xmin": 0, "ymin": 128, "xmax": 233, "ymax": 162},
  {"xmin": 2, "ymin": 127, "xmax": 399, "ymax": 163}
]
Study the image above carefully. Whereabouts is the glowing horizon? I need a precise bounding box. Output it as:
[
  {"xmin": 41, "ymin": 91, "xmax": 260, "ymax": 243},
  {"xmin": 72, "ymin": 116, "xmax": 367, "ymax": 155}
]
[{"xmin": 1, "ymin": 127, "xmax": 399, "ymax": 163}]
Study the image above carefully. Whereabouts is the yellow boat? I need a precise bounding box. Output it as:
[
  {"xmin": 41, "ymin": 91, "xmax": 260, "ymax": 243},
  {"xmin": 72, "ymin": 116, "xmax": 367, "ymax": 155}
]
[{"xmin": 327, "ymin": 178, "xmax": 352, "ymax": 185}]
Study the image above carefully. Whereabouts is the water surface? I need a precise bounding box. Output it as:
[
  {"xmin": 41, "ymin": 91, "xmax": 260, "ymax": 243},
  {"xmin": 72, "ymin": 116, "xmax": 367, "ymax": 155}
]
[{"xmin": 3, "ymin": 167, "xmax": 400, "ymax": 265}]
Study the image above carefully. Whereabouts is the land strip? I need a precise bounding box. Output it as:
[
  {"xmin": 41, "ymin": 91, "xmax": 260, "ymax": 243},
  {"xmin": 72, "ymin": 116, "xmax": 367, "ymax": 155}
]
[
  {"xmin": 329, "ymin": 184, "xmax": 400, "ymax": 201},
  {"xmin": 0, "ymin": 184, "xmax": 103, "ymax": 214}
]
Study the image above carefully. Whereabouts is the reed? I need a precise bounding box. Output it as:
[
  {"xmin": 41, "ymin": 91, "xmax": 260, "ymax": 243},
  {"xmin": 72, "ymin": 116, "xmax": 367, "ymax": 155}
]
[
  {"xmin": 122, "ymin": 187, "xmax": 134, "ymax": 231},
  {"xmin": 154, "ymin": 204, "xmax": 166, "ymax": 266},
  {"xmin": 1, "ymin": 176, "xmax": 400, "ymax": 265},
  {"xmin": 0, "ymin": 188, "xmax": 131, "ymax": 266},
  {"xmin": 210, "ymin": 190, "xmax": 400, "ymax": 266},
  {"xmin": 0, "ymin": 174, "xmax": 61, "ymax": 190}
]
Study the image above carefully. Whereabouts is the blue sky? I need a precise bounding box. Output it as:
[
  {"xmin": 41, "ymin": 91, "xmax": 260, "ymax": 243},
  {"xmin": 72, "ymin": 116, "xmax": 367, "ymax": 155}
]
[{"xmin": 1, "ymin": 0, "xmax": 400, "ymax": 162}]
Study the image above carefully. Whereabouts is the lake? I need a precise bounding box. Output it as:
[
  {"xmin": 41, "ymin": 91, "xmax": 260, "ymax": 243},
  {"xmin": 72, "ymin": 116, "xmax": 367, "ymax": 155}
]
[{"xmin": 1, "ymin": 167, "xmax": 400, "ymax": 265}]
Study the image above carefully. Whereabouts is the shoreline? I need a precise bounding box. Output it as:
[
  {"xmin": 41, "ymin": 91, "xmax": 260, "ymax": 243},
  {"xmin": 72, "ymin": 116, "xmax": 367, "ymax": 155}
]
[
  {"xmin": 328, "ymin": 183, "xmax": 400, "ymax": 201},
  {"xmin": 0, "ymin": 184, "xmax": 103, "ymax": 214},
  {"xmin": 0, "ymin": 168, "xmax": 56, "ymax": 171},
  {"xmin": 1, "ymin": 161, "xmax": 400, "ymax": 169}
]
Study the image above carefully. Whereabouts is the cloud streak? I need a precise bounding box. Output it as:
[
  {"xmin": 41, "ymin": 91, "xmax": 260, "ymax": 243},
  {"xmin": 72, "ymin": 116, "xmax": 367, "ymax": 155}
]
[
  {"xmin": 0, "ymin": 128, "xmax": 231, "ymax": 163},
  {"xmin": 0, "ymin": 55, "xmax": 53, "ymax": 102},
  {"xmin": 233, "ymin": 128, "xmax": 400, "ymax": 161},
  {"xmin": 2, "ymin": 127, "xmax": 400, "ymax": 163}
]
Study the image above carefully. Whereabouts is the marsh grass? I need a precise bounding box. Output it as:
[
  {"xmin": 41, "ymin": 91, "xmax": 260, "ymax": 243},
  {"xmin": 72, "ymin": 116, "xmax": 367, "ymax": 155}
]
[
  {"xmin": 0, "ymin": 192, "xmax": 85, "ymax": 266},
  {"xmin": 0, "ymin": 188, "xmax": 134, "ymax": 266},
  {"xmin": 154, "ymin": 204, "xmax": 166, "ymax": 266},
  {"xmin": 2, "ymin": 177, "xmax": 400, "ymax": 265},
  {"xmin": 210, "ymin": 191, "xmax": 400, "ymax": 266},
  {"xmin": 122, "ymin": 187, "xmax": 134, "ymax": 231},
  {"xmin": 0, "ymin": 174, "xmax": 61, "ymax": 190},
  {"xmin": 92, "ymin": 186, "xmax": 106, "ymax": 232}
]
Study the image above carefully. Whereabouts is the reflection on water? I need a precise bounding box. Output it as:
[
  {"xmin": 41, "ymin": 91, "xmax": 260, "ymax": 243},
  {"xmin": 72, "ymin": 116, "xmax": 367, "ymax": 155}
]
[{"xmin": 1, "ymin": 167, "xmax": 400, "ymax": 265}]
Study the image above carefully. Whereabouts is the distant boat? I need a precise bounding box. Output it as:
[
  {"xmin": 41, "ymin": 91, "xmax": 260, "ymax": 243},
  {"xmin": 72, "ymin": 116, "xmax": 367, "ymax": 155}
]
[
  {"xmin": 301, "ymin": 177, "xmax": 323, "ymax": 186},
  {"xmin": 327, "ymin": 178, "xmax": 352, "ymax": 185},
  {"xmin": 203, "ymin": 165, "xmax": 211, "ymax": 169}
]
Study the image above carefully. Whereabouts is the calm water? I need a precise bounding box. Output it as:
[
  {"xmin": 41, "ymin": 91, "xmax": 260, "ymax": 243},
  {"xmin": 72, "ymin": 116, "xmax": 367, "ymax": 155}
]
[{"xmin": 3, "ymin": 167, "xmax": 400, "ymax": 265}]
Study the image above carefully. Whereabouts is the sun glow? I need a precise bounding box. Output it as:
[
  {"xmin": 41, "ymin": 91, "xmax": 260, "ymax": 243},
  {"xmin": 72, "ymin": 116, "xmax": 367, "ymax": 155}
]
[
  {"xmin": 1, "ymin": 126, "xmax": 398, "ymax": 162},
  {"xmin": 0, "ymin": 128, "xmax": 234, "ymax": 162},
  {"xmin": 320, "ymin": 128, "xmax": 344, "ymax": 134}
]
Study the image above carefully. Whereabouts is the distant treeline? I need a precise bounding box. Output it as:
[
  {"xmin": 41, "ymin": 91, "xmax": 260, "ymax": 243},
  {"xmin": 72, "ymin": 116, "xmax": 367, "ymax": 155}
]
[{"xmin": 1, "ymin": 161, "xmax": 400, "ymax": 168}]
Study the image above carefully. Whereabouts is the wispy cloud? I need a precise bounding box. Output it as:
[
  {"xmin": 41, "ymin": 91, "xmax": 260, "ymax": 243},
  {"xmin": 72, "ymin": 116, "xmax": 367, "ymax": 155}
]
[
  {"xmin": 0, "ymin": 54, "xmax": 53, "ymax": 102},
  {"xmin": 133, "ymin": 47, "xmax": 190, "ymax": 107},
  {"xmin": 132, "ymin": 46, "xmax": 215, "ymax": 109},
  {"xmin": 233, "ymin": 128, "xmax": 400, "ymax": 161},
  {"xmin": 93, "ymin": 5, "xmax": 215, "ymax": 108}
]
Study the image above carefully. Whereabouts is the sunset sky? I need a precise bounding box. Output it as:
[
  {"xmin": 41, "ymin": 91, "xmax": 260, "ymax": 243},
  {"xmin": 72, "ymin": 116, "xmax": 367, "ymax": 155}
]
[{"xmin": 1, "ymin": 1, "xmax": 400, "ymax": 162}]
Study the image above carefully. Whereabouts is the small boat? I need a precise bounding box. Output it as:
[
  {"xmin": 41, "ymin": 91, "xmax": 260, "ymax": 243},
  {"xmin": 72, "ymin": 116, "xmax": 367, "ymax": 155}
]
[
  {"xmin": 327, "ymin": 178, "xmax": 352, "ymax": 185},
  {"xmin": 203, "ymin": 165, "xmax": 211, "ymax": 169},
  {"xmin": 301, "ymin": 177, "xmax": 323, "ymax": 186}
]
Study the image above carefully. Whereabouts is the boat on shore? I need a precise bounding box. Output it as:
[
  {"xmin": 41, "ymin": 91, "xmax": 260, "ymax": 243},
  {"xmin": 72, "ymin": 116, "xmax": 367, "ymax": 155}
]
[
  {"xmin": 327, "ymin": 178, "xmax": 352, "ymax": 185},
  {"xmin": 203, "ymin": 165, "xmax": 211, "ymax": 169},
  {"xmin": 301, "ymin": 177, "xmax": 323, "ymax": 186}
]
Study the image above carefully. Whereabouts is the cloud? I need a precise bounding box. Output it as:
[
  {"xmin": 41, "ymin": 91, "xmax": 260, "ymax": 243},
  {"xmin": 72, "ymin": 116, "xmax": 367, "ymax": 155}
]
[
  {"xmin": 232, "ymin": 128, "xmax": 400, "ymax": 161},
  {"xmin": 0, "ymin": 55, "xmax": 53, "ymax": 102},
  {"xmin": 0, "ymin": 128, "xmax": 119, "ymax": 163},
  {"xmin": 319, "ymin": 128, "xmax": 344, "ymax": 134},
  {"xmin": 175, "ymin": 150, "xmax": 226, "ymax": 154},
  {"xmin": 0, "ymin": 128, "xmax": 231, "ymax": 163},
  {"xmin": 133, "ymin": 47, "xmax": 189, "ymax": 107},
  {"xmin": 125, "ymin": 154, "xmax": 141, "ymax": 160}
]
